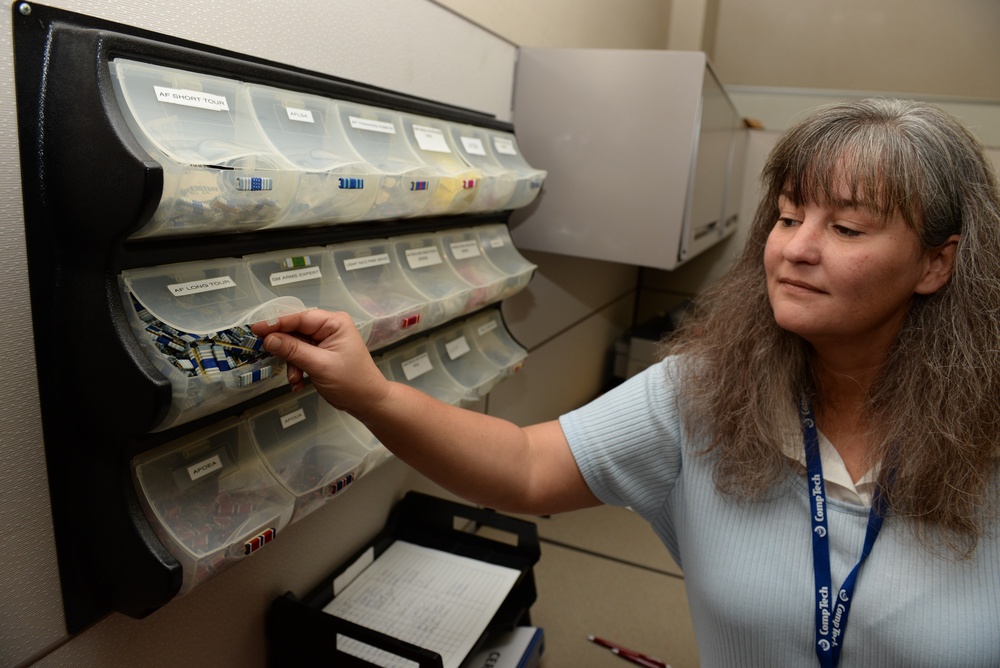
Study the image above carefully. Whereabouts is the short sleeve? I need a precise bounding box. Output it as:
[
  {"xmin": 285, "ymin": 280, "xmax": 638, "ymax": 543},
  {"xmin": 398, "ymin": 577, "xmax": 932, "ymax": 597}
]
[{"xmin": 559, "ymin": 356, "xmax": 686, "ymax": 520}]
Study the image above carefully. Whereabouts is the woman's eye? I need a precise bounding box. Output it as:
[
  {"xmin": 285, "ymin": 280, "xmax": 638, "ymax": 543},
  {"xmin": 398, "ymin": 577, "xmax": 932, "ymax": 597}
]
[
  {"xmin": 778, "ymin": 217, "xmax": 799, "ymax": 227},
  {"xmin": 834, "ymin": 225, "xmax": 862, "ymax": 237}
]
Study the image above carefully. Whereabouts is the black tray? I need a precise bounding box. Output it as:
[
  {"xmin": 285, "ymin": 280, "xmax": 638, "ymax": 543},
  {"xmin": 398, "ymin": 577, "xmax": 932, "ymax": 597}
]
[{"xmin": 266, "ymin": 492, "xmax": 541, "ymax": 667}]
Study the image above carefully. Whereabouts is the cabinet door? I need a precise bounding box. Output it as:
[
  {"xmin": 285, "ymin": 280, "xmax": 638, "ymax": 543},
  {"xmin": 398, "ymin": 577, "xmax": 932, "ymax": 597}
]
[{"xmin": 511, "ymin": 48, "xmax": 743, "ymax": 271}]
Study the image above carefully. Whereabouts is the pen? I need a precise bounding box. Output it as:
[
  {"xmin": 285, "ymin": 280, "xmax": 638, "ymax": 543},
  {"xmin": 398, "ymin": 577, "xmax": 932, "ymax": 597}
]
[
  {"xmin": 612, "ymin": 648, "xmax": 665, "ymax": 668},
  {"xmin": 587, "ymin": 635, "xmax": 670, "ymax": 668}
]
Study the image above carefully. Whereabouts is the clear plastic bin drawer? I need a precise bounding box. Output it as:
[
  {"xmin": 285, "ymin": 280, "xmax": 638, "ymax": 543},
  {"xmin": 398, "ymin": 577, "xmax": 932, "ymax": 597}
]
[
  {"xmin": 464, "ymin": 309, "xmax": 528, "ymax": 376},
  {"xmin": 244, "ymin": 248, "xmax": 374, "ymax": 345},
  {"xmin": 329, "ymin": 239, "xmax": 441, "ymax": 349},
  {"xmin": 437, "ymin": 228, "xmax": 508, "ymax": 312},
  {"xmin": 336, "ymin": 102, "xmax": 440, "ymax": 221},
  {"xmin": 248, "ymin": 388, "xmax": 373, "ymax": 521},
  {"xmin": 121, "ymin": 259, "xmax": 306, "ymax": 431},
  {"xmin": 448, "ymin": 123, "xmax": 518, "ymax": 214},
  {"xmin": 474, "ymin": 224, "xmax": 537, "ymax": 302},
  {"xmin": 245, "ymin": 84, "xmax": 380, "ymax": 228},
  {"xmin": 390, "ymin": 233, "xmax": 474, "ymax": 328},
  {"xmin": 109, "ymin": 59, "xmax": 298, "ymax": 238},
  {"xmin": 399, "ymin": 114, "xmax": 482, "ymax": 216},
  {"xmin": 430, "ymin": 325, "xmax": 504, "ymax": 399},
  {"xmin": 132, "ymin": 419, "xmax": 295, "ymax": 596},
  {"xmin": 378, "ymin": 339, "xmax": 471, "ymax": 406},
  {"xmin": 485, "ymin": 130, "xmax": 547, "ymax": 210}
]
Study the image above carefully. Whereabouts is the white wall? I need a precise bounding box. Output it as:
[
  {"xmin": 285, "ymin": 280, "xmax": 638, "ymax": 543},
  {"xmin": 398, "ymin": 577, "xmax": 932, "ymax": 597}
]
[
  {"xmin": 435, "ymin": 0, "xmax": 670, "ymax": 49},
  {"xmin": 712, "ymin": 0, "xmax": 1000, "ymax": 100}
]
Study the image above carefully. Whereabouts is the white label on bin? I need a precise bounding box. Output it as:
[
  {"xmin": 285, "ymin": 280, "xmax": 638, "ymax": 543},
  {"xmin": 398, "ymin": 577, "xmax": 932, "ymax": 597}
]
[
  {"xmin": 281, "ymin": 408, "xmax": 307, "ymax": 429},
  {"xmin": 349, "ymin": 116, "xmax": 396, "ymax": 134},
  {"xmin": 286, "ymin": 106, "xmax": 315, "ymax": 123},
  {"xmin": 168, "ymin": 275, "xmax": 237, "ymax": 297},
  {"xmin": 188, "ymin": 454, "xmax": 223, "ymax": 481},
  {"xmin": 343, "ymin": 253, "xmax": 391, "ymax": 271},
  {"xmin": 489, "ymin": 238, "xmax": 505, "ymax": 248},
  {"xmin": 493, "ymin": 136, "xmax": 518, "ymax": 156},
  {"xmin": 460, "ymin": 136, "xmax": 487, "ymax": 156},
  {"xmin": 401, "ymin": 352, "xmax": 433, "ymax": 381},
  {"xmin": 477, "ymin": 320, "xmax": 498, "ymax": 336},
  {"xmin": 445, "ymin": 336, "xmax": 471, "ymax": 360},
  {"xmin": 154, "ymin": 86, "xmax": 230, "ymax": 111},
  {"xmin": 450, "ymin": 240, "xmax": 481, "ymax": 260},
  {"xmin": 270, "ymin": 266, "xmax": 322, "ymax": 287},
  {"xmin": 405, "ymin": 246, "xmax": 443, "ymax": 269},
  {"xmin": 412, "ymin": 124, "xmax": 451, "ymax": 153}
]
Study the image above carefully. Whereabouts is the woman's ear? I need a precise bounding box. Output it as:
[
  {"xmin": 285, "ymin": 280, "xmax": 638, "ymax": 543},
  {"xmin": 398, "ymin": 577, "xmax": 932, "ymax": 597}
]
[{"xmin": 915, "ymin": 234, "xmax": 960, "ymax": 295}]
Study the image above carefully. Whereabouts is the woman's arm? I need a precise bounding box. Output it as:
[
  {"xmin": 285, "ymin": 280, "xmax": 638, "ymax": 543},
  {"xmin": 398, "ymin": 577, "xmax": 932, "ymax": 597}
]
[{"xmin": 251, "ymin": 310, "xmax": 600, "ymax": 515}]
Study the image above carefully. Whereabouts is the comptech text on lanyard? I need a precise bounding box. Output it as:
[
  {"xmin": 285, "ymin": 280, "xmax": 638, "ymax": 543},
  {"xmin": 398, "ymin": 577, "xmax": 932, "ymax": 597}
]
[{"xmin": 799, "ymin": 396, "xmax": 888, "ymax": 668}]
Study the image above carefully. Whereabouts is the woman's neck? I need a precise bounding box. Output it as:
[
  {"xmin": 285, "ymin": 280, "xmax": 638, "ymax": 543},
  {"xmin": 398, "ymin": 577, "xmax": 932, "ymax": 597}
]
[{"xmin": 810, "ymin": 344, "xmax": 887, "ymax": 482}]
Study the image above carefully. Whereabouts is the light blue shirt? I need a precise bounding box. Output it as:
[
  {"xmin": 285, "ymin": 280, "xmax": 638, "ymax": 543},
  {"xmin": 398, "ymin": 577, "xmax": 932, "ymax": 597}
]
[{"xmin": 560, "ymin": 357, "xmax": 1000, "ymax": 667}]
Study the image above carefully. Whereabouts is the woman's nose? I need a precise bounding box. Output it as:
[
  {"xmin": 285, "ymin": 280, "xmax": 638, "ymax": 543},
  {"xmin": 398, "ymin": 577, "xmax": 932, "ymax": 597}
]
[{"xmin": 782, "ymin": 221, "xmax": 822, "ymax": 264}]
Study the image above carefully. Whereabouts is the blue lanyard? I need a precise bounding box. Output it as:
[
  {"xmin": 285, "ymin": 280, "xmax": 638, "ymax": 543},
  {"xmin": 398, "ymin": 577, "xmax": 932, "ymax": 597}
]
[{"xmin": 799, "ymin": 397, "xmax": 886, "ymax": 668}]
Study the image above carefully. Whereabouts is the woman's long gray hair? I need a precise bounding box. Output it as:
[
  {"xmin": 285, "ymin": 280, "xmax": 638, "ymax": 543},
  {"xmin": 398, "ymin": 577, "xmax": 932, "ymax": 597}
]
[{"xmin": 666, "ymin": 98, "xmax": 1000, "ymax": 556}]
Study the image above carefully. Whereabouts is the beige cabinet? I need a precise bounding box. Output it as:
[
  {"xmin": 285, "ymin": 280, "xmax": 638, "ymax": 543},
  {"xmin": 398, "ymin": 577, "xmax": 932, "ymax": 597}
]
[{"xmin": 511, "ymin": 48, "xmax": 746, "ymax": 270}]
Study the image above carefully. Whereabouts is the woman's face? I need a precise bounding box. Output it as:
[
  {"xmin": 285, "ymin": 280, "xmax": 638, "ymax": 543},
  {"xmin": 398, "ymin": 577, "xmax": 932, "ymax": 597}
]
[{"xmin": 764, "ymin": 185, "xmax": 940, "ymax": 353}]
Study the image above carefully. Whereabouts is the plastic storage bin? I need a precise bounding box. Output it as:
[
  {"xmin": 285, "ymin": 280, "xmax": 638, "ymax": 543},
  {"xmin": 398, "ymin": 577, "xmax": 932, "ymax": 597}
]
[
  {"xmin": 248, "ymin": 387, "xmax": 373, "ymax": 521},
  {"xmin": 245, "ymin": 83, "xmax": 381, "ymax": 228},
  {"xmin": 132, "ymin": 419, "xmax": 295, "ymax": 595},
  {"xmin": 399, "ymin": 114, "xmax": 483, "ymax": 216},
  {"xmin": 464, "ymin": 309, "xmax": 527, "ymax": 377},
  {"xmin": 474, "ymin": 224, "xmax": 537, "ymax": 302},
  {"xmin": 336, "ymin": 101, "xmax": 440, "ymax": 221},
  {"xmin": 448, "ymin": 123, "xmax": 518, "ymax": 213},
  {"xmin": 430, "ymin": 324, "xmax": 505, "ymax": 399},
  {"xmin": 437, "ymin": 228, "xmax": 509, "ymax": 313},
  {"xmin": 329, "ymin": 239, "xmax": 440, "ymax": 349},
  {"xmin": 121, "ymin": 258, "xmax": 306, "ymax": 431},
  {"xmin": 378, "ymin": 338, "xmax": 472, "ymax": 406},
  {"xmin": 109, "ymin": 59, "xmax": 298, "ymax": 238},
  {"xmin": 485, "ymin": 130, "xmax": 547, "ymax": 210},
  {"xmin": 244, "ymin": 248, "xmax": 375, "ymax": 345},
  {"xmin": 390, "ymin": 232, "xmax": 474, "ymax": 329}
]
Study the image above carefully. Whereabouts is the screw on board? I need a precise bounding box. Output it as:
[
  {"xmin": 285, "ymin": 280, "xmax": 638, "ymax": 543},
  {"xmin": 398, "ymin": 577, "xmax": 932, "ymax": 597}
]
[{"xmin": 18, "ymin": 3, "xmax": 31, "ymax": 15}]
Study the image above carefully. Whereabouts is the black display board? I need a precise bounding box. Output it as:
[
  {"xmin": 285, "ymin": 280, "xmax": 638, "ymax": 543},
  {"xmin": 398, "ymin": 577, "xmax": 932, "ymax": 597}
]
[{"xmin": 12, "ymin": 2, "xmax": 513, "ymax": 633}]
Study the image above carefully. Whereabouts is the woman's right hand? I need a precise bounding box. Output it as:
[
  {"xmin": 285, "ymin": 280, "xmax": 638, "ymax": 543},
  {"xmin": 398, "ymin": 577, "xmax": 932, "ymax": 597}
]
[{"xmin": 250, "ymin": 310, "xmax": 389, "ymax": 417}]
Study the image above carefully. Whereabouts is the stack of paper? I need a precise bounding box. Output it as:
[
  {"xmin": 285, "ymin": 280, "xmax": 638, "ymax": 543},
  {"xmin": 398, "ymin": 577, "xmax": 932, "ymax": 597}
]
[{"xmin": 323, "ymin": 540, "xmax": 522, "ymax": 668}]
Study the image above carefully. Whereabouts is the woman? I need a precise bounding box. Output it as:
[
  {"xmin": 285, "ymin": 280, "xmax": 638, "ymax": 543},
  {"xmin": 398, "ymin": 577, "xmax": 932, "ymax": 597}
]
[{"xmin": 252, "ymin": 98, "xmax": 1000, "ymax": 666}]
